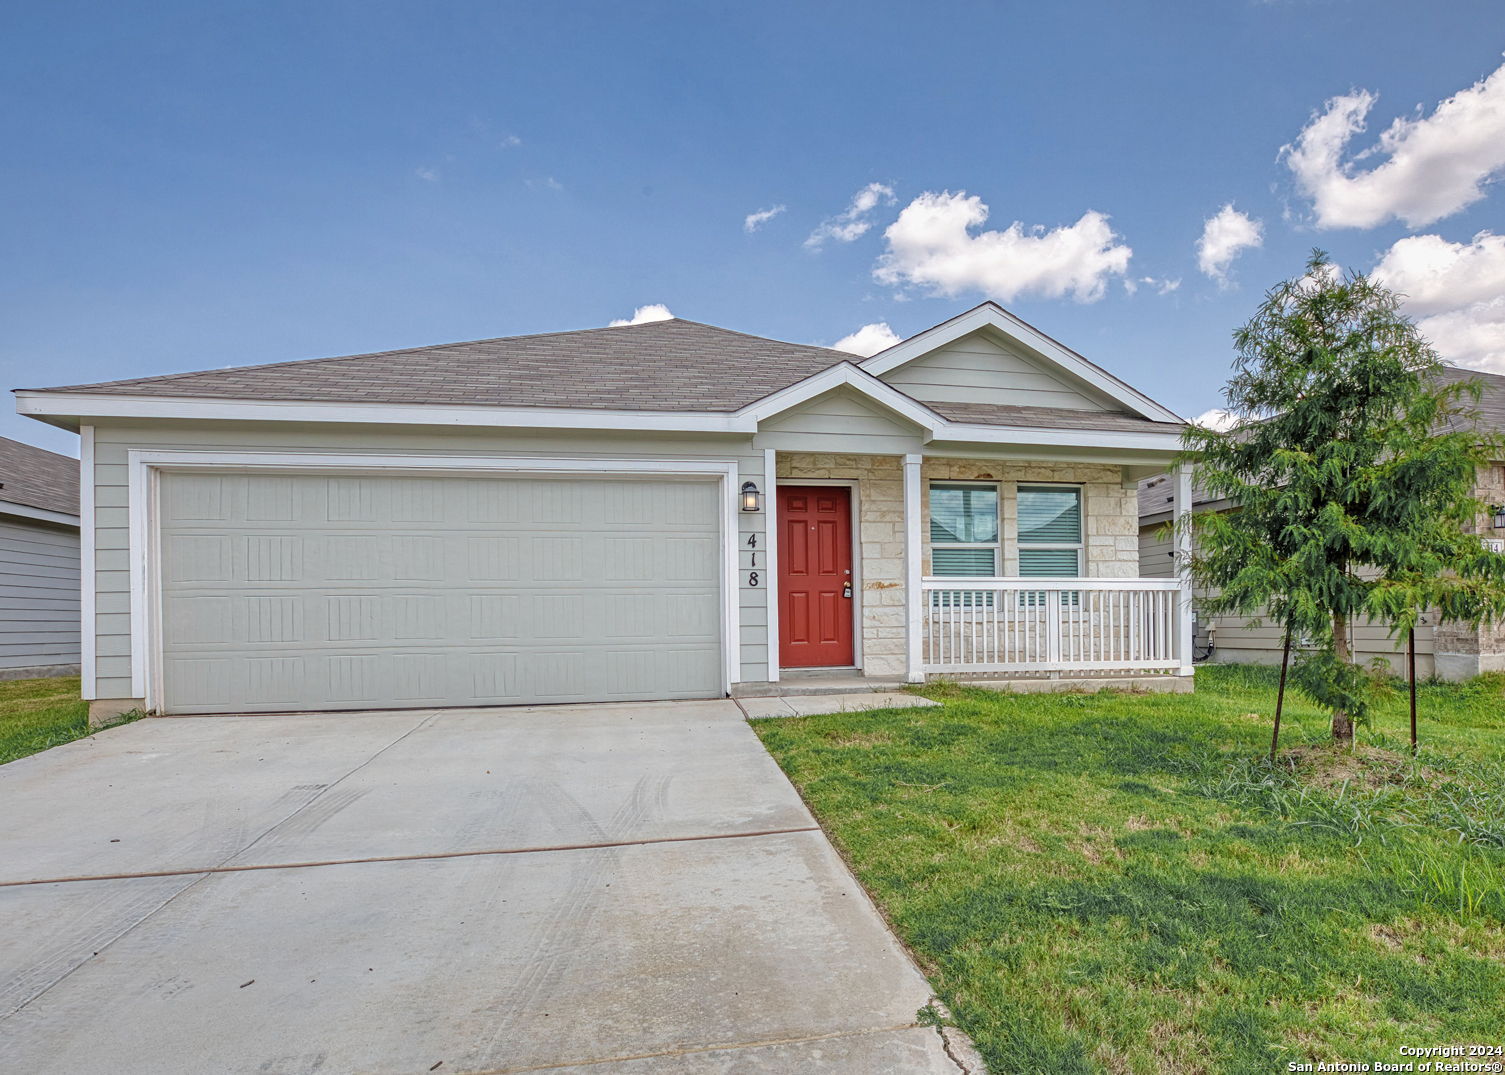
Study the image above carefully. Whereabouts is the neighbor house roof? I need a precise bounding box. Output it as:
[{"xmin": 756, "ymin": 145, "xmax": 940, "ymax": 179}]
[
  {"xmin": 26, "ymin": 319, "xmax": 852, "ymax": 414},
  {"xmin": 1137, "ymin": 364, "xmax": 1505, "ymax": 527},
  {"xmin": 0, "ymin": 436, "xmax": 79, "ymax": 519},
  {"xmin": 1137, "ymin": 473, "xmax": 1220, "ymax": 526}
]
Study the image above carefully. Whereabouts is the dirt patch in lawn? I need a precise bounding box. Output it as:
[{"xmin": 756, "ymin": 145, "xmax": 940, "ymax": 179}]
[{"xmin": 1279, "ymin": 743, "xmax": 1426, "ymax": 791}]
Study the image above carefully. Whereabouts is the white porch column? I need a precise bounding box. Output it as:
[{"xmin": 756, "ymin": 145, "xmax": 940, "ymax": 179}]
[
  {"xmin": 1173, "ymin": 466, "xmax": 1195, "ymax": 677},
  {"xmin": 904, "ymin": 453, "xmax": 924, "ymax": 683}
]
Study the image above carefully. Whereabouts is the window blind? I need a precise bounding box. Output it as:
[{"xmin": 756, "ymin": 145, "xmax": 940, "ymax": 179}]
[
  {"xmin": 932, "ymin": 546, "xmax": 999, "ymax": 576},
  {"xmin": 1018, "ymin": 487, "xmax": 1081, "ymax": 544},
  {"xmin": 1019, "ymin": 547, "xmax": 1081, "ymax": 577}
]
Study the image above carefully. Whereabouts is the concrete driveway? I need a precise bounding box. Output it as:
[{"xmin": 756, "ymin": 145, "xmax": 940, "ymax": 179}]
[{"xmin": 0, "ymin": 700, "xmax": 972, "ymax": 1074}]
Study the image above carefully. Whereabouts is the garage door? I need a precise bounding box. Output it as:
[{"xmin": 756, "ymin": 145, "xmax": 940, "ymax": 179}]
[{"xmin": 156, "ymin": 471, "xmax": 724, "ymax": 714}]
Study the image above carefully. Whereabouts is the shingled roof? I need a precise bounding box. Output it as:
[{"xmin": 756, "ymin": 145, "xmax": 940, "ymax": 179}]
[
  {"xmin": 0, "ymin": 436, "xmax": 79, "ymax": 519},
  {"xmin": 29, "ymin": 319, "xmax": 853, "ymax": 413},
  {"xmin": 929, "ymin": 401, "xmax": 1182, "ymax": 433},
  {"xmin": 1137, "ymin": 364, "xmax": 1505, "ymax": 526}
]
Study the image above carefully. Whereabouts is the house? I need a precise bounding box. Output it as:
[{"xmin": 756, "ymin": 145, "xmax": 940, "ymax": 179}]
[
  {"xmin": 1138, "ymin": 365, "xmax": 1505, "ymax": 681},
  {"xmin": 16, "ymin": 303, "xmax": 1195, "ymax": 724},
  {"xmin": 0, "ymin": 436, "xmax": 81, "ymax": 679}
]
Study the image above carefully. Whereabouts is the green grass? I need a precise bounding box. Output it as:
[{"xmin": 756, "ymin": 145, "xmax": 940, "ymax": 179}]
[
  {"xmin": 753, "ymin": 665, "xmax": 1505, "ymax": 1074},
  {"xmin": 0, "ymin": 676, "xmax": 94, "ymax": 764}
]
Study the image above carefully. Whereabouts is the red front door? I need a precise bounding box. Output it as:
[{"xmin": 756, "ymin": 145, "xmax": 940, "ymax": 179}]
[{"xmin": 778, "ymin": 485, "xmax": 855, "ymax": 668}]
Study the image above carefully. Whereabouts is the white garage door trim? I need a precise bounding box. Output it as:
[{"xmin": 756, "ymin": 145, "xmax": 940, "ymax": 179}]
[{"xmin": 126, "ymin": 450, "xmax": 741, "ymax": 711}]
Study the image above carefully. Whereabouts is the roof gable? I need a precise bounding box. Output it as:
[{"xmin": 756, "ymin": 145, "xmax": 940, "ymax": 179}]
[
  {"xmin": 860, "ymin": 303, "xmax": 1183, "ymax": 424},
  {"xmin": 754, "ymin": 383, "xmax": 928, "ymax": 452},
  {"xmin": 879, "ymin": 327, "xmax": 1115, "ymax": 412}
]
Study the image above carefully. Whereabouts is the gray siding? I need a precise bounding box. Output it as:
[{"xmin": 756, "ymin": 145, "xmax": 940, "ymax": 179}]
[
  {"xmin": 1211, "ymin": 613, "xmax": 1435, "ymax": 677},
  {"xmin": 1138, "ymin": 522, "xmax": 1174, "ymax": 580},
  {"xmin": 753, "ymin": 388, "xmax": 924, "ymax": 454},
  {"xmin": 880, "ymin": 332, "xmax": 1113, "ymax": 411},
  {"xmin": 1140, "ymin": 525, "xmax": 1437, "ymax": 675},
  {"xmin": 89, "ymin": 421, "xmax": 770, "ymax": 701},
  {"xmin": 0, "ymin": 515, "xmax": 80, "ymax": 675}
]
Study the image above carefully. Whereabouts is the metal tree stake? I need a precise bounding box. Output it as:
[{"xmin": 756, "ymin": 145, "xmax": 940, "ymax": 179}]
[{"xmin": 1408, "ymin": 627, "xmax": 1418, "ymax": 755}]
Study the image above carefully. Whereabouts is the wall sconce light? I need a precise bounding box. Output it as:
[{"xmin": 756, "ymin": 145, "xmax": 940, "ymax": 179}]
[
  {"xmin": 1493, "ymin": 504, "xmax": 1505, "ymax": 530},
  {"xmin": 740, "ymin": 481, "xmax": 763, "ymax": 513}
]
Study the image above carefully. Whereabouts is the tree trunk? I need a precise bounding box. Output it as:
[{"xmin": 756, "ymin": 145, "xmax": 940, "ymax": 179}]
[
  {"xmin": 1331, "ymin": 611, "xmax": 1354, "ymax": 743},
  {"xmin": 1271, "ymin": 624, "xmax": 1292, "ymax": 763}
]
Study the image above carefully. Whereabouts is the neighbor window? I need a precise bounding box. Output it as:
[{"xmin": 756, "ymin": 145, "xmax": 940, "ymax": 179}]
[{"xmin": 1017, "ymin": 485, "xmax": 1083, "ymax": 605}]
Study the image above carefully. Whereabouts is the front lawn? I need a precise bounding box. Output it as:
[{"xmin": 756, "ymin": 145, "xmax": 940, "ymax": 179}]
[
  {"xmin": 0, "ymin": 676, "xmax": 92, "ymax": 764},
  {"xmin": 754, "ymin": 666, "xmax": 1505, "ymax": 1074}
]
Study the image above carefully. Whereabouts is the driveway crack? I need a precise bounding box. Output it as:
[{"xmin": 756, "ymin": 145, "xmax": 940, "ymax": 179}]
[{"xmin": 923, "ymin": 997, "xmax": 984, "ymax": 1074}]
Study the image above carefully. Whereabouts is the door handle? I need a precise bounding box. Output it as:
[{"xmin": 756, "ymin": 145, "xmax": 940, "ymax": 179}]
[{"xmin": 842, "ymin": 581, "xmax": 853, "ymax": 599}]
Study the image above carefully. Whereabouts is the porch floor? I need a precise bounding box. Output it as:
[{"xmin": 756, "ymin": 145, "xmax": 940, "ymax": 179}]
[{"xmin": 731, "ymin": 669, "xmax": 908, "ymax": 698}]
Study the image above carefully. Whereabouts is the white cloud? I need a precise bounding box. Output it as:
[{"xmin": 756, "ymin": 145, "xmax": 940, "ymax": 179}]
[
  {"xmin": 743, "ymin": 204, "xmax": 787, "ymax": 233},
  {"xmin": 831, "ymin": 322, "xmax": 902, "ymax": 357},
  {"xmin": 1281, "ymin": 58, "xmax": 1505, "ymax": 229},
  {"xmin": 1192, "ymin": 408, "xmax": 1243, "ymax": 432},
  {"xmin": 1196, "ymin": 204, "xmax": 1263, "ymax": 282},
  {"xmin": 416, "ymin": 167, "xmax": 440, "ymax": 182},
  {"xmin": 1372, "ymin": 231, "xmax": 1505, "ymax": 371},
  {"xmin": 1126, "ymin": 275, "xmax": 1181, "ymax": 296},
  {"xmin": 499, "ymin": 134, "xmax": 522, "ymax": 148},
  {"xmin": 609, "ymin": 303, "xmax": 675, "ymax": 327},
  {"xmin": 873, "ymin": 191, "xmax": 1132, "ymax": 303},
  {"xmin": 526, "ymin": 176, "xmax": 564, "ymax": 191},
  {"xmin": 805, "ymin": 183, "xmax": 895, "ymax": 249}
]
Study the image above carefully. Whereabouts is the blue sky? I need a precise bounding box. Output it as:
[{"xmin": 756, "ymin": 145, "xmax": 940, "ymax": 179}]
[{"xmin": 3, "ymin": 1, "xmax": 1504, "ymax": 454}]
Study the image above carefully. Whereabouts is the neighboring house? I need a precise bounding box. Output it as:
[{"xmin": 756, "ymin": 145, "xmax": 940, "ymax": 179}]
[
  {"xmin": 1138, "ymin": 365, "xmax": 1505, "ymax": 681},
  {"xmin": 0, "ymin": 436, "xmax": 81, "ymax": 679},
  {"xmin": 16, "ymin": 303, "xmax": 1195, "ymax": 723}
]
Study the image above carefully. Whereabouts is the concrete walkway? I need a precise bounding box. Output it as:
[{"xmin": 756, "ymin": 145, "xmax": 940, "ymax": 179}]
[{"xmin": 0, "ymin": 701, "xmax": 973, "ymax": 1074}]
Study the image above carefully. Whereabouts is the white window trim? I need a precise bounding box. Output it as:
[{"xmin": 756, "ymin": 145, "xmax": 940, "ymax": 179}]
[
  {"xmin": 1015, "ymin": 482, "xmax": 1085, "ymax": 572},
  {"xmin": 928, "ymin": 479, "xmax": 1002, "ymax": 577},
  {"xmin": 125, "ymin": 450, "xmax": 742, "ymax": 712},
  {"xmin": 1016, "ymin": 483, "xmax": 1086, "ymax": 608}
]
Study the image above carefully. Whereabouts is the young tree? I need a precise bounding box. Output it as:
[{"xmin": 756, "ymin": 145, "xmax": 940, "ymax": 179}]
[{"xmin": 1183, "ymin": 251, "xmax": 1505, "ymax": 744}]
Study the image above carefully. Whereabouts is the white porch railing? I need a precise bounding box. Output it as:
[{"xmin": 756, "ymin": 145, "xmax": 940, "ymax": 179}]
[{"xmin": 922, "ymin": 577, "xmax": 1184, "ymax": 675}]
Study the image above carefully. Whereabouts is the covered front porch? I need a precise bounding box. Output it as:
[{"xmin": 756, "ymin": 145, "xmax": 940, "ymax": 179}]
[{"xmin": 758, "ymin": 450, "xmax": 1194, "ymax": 690}]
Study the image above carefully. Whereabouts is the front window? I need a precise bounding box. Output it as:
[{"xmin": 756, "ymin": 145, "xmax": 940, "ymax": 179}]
[
  {"xmin": 1017, "ymin": 485, "xmax": 1083, "ymax": 605},
  {"xmin": 930, "ymin": 482, "xmax": 999, "ymax": 606},
  {"xmin": 929, "ymin": 482, "xmax": 999, "ymax": 576}
]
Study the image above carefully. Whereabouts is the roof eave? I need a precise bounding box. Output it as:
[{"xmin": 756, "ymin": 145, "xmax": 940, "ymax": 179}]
[
  {"xmin": 14, "ymin": 391, "xmax": 761, "ymax": 434},
  {"xmin": 0, "ymin": 498, "xmax": 79, "ymax": 527}
]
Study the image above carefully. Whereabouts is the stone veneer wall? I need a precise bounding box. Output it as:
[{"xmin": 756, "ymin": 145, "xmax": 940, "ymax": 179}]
[
  {"xmin": 922, "ymin": 459, "xmax": 1140, "ymax": 577},
  {"xmin": 776, "ymin": 454, "xmax": 1143, "ymax": 677},
  {"xmin": 1436, "ymin": 462, "xmax": 1505, "ymax": 678}
]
